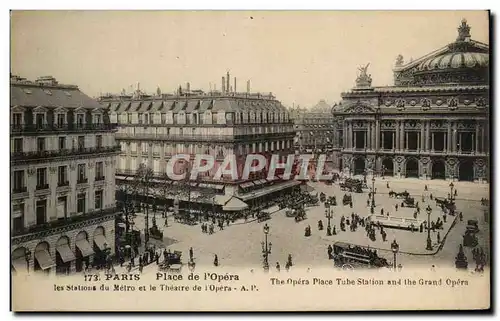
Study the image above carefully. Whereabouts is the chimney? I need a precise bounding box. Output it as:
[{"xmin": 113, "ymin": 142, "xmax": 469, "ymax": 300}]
[
  {"xmin": 209, "ymin": 82, "xmax": 212, "ymax": 92},
  {"xmin": 222, "ymin": 77, "xmax": 226, "ymax": 93},
  {"xmin": 234, "ymin": 77, "xmax": 237, "ymax": 93},
  {"xmin": 226, "ymin": 71, "xmax": 230, "ymax": 93},
  {"xmin": 247, "ymin": 80, "xmax": 251, "ymax": 93},
  {"xmin": 186, "ymin": 82, "xmax": 191, "ymax": 92}
]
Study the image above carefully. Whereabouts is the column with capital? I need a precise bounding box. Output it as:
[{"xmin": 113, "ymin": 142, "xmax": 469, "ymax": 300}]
[
  {"xmin": 458, "ymin": 132, "xmax": 462, "ymax": 153},
  {"xmin": 395, "ymin": 121, "xmax": 400, "ymax": 150},
  {"xmin": 420, "ymin": 123, "xmax": 425, "ymax": 151},
  {"xmin": 452, "ymin": 123, "xmax": 457, "ymax": 152},
  {"xmin": 391, "ymin": 132, "xmax": 395, "ymax": 150},
  {"xmin": 375, "ymin": 120, "xmax": 380, "ymax": 150},
  {"xmin": 447, "ymin": 121, "xmax": 452, "ymax": 153},
  {"xmin": 405, "ymin": 132, "xmax": 409, "ymax": 151},
  {"xmin": 367, "ymin": 123, "xmax": 371, "ymax": 150},
  {"xmin": 417, "ymin": 133, "xmax": 420, "ymax": 152},
  {"xmin": 431, "ymin": 133, "xmax": 435, "ymax": 152},
  {"xmin": 425, "ymin": 121, "xmax": 430, "ymax": 150},
  {"xmin": 475, "ymin": 122, "xmax": 480, "ymax": 153},
  {"xmin": 400, "ymin": 122, "xmax": 405, "ymax": 151},
  {"xmin": 364, "ymin": 130, "xmax": 367, "ymax": 149}
]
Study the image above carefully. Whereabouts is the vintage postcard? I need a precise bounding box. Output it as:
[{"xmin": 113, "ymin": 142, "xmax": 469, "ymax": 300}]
[{"xmin": 10, "ymin": 10, "xmax": 490, "ymax": 311}]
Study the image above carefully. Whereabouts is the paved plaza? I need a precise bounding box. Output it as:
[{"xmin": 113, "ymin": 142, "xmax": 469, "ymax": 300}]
[{"xmin": 125, "ymin": 177, "xmax": 489, "ymax": 272}]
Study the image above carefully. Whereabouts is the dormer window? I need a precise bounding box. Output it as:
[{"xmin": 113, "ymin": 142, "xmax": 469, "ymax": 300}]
[
  {"xmin": 94, "ymin": 114, "xmax": 102, "ymax": 124},
  {"xmin": 76, "ymin": 113, "xmax": 85, "ymax": 127},
  {"xmin": 35, "ymin": 113, "xmax": 45, "ymax": 129},
  {"xmin": 56, "ymin": 113, "xmax": 66, "ymax": 127},
  {"xmin": 12, "ymin": 112, "xmax": 23, "ymax": 127}
]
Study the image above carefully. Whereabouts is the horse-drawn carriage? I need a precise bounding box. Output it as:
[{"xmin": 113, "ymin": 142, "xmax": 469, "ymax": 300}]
[
  {"xmin": 320, "ymin": 193, "xmax": 326, "ymax": 203},
  {"xmin": 257, "ymin": 211, "xmax": 271, "ymax": 222},
  {"xmin": 463, "ymin": 220, "xmax": 479, "ymax": 247},
  {"xmin": 342, "ymin": 194, "xmax": 352, "ymax": 206},
  {"xmin": 327, "ymin": 196, "xmax": 337, "ymax": 206},
  {"xmin": 436, "ymin": 198, "xmax": 456, "ymax": 212},
  {"xmin": 401, "ymin": 197, "xmax": 417, "ymax": 208},
  {"xmin": 340, "ymin": 179, "xmax": 363, "ymax": 193},
  {"xmin": 305, "ymin": 194, "xmax": 319, "ymax": 207},
  {"xmin": 389, "ymin": 190, "xmax": 410, "ymax": 199},
  {"xmin": 159, "ymin": 250, "xmax": 183, "ymax": 273},
  {"xmin": 331, "ymin": 242, "xmax": 390, "ymax": 270},
  {"xmin": 294, "ymin": 209, "xmax": 307, "ymax": 222}
]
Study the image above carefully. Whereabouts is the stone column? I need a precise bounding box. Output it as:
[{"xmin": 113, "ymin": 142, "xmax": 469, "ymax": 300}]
[
  {"xmin": 405, "ymin": 132, "xmax": 409, "ymax": 151},
  {"xmin": 420, "ymin": 124, "xmax": 425, "ymax": 151},
  {"xmin": 452, "ymin": 123, "xmax": 457, "ymax": 152},
  {"xmin": 400, "ymin": 122, "xmax": 405, "ymax": 151},
  {"xmin": 447, "ymin": 122, "xmax": 452, "ymax": 153},
  {"xmin": 391, "ymin": 132, "xmax": 395, "ymax": 150},
  {"xmin": 395, "ymin": 121, "xmax": 400, "ymax": 150},
  {"xmin": 431, "ymin": 133, "xmax": 435, "ymax": 151},
  {"xmin": 375, "ymin": 120, "xmax": 380, "ymax": 150},
  {"xmin": 425, "ymin": 121, "xmax": 430, "ymax": 150},
  {"xmin": 367, "ymin": 124, "xmax": 371, "ymax": 150},
  {"xmin": 364, "ymin": 131, "xmax": 367, "ymax": 149},
  {"xmin": 458, "ymin": 133, "xmax": 462, "ymax": 153},
  {"xmin": 381, "ymin": 132, "xmax": 385, "ymax": 150},
  {"xmin": 475, "ymin": 123, "xmax": 480, "ymax": 153},
  {"xmin": 417, "ymin": 133, "xmax": 420, "ymax": 152},
  {"xmin": 353, "ymin": 130, "xmax": 357, "ymax": 149}
]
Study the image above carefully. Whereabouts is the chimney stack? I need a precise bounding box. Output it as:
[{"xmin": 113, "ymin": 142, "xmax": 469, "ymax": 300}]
[
  {"xmin": 222, "ymin": 77, "xmax": 226, "ymax": 93},
  {"xmin": 247, "ymin": 80, "xmax": 251, "ymax": 93},
  {"xmin": 234, "ymin": 77, "xmax": 237, "ymax": 93},
  {"xmin": 186, "ymin": 82, "xmax": 190, "ymax": 92},
  {"xmin": 226, "ymin": 71, "xmax": 230, "ymax": 93}
]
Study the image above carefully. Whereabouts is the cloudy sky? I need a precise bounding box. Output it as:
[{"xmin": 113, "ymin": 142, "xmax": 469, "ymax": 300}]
[{"xmin": 11, "ymin": 11, "xmax": 489, "ymax": 108}]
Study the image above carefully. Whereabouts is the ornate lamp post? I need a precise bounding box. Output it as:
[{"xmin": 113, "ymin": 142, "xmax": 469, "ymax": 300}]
[
  {"xmin": 391, "ymin": 240, "xmax": 399, "ymax": 271},
  {"xmin": 371, "ymin": 176, "xmax": 376, "ymax": 207},
  {"xmin": 325, "ymin": 203, "xmax": 333, "ymax": 236},
  {"xmin": 426, "ymin": 205, "xmax": 433, "ymax": 251},
  {"xmin": 261, "ymin": 224, "xmax": 272, "ymax": 272},
  {"xmin": 449, "ymin": 182, "xmax": 454, "ymax": 201},
  {"xmin": 25, "ymin": 249, "xmax": 32, "ymax": 273}
]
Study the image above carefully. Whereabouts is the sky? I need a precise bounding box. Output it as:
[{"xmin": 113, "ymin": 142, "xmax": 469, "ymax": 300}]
[{"xmin": 10, "ymin": 10, "xmax": 489, "ymax": 108}]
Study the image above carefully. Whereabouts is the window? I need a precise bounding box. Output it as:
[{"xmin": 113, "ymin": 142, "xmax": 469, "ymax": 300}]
[
  {"xmin": 36, "ymin": 168, "xmax": 47, "ymax": 188},
  {"xmin": 95, "ymin": 161, "xmax": 104, "ymax": 180},
  {"xmin": 76, "ymin": 114, "xmax": 85, "ymax": 126},
  {"xmin": 13, "ymin": 138, "xmax": 23, "ymax": 153},
  {"xmin": 36, "ymin": 200, "xmax": 47, "ymax": 225},
  {"xmin": 12, "ymin": 113, "xmax": 22, "ymax": 126},
  {"xmin": 149, "ymin": 113, "xmax": 154, "ymax": 124},
  {"xmin": 77, "ymin": 193, "xmax": 86, "ymax": 213},
  {"xmin": 127, "ymin": 113, "xmax": 132, "ymax": 124},
  {"xmin": 77, "ymin": 164, "xmax": 86, "ymax": 182},
  {"xmin": 78, "ymin": 136, "xmax": 85, "ymax": 149},
  {"xmin": 13, "ymin": 170, "xmax": 25, "ymax": 191},
  {"xmin": 35, "ymin": 113, "xmax": 45, "ymax": 128},
  {"xmin": 12, "ymin": 203, "xmax": 24, "ymax": 233},
  {"xmin": 57, "ymin": 196, "xmax": 67, "ymax": 219},
  {"xmin": 166, "ymin": 128, "xmax": 171, "ymax": 135},
  {"xmin": 96, "ymin": 135, "xmax": 103, "ymax": 148},
  {"xmin": 57, "ymin": 166, "xmax": 67, "ymax": 186},
  {"xmin": 58, "ymin": 137, "xmax": 66, "ymax": 150},
  {"xmin": 161, "ymin": 113, "xmax": 166, "ymax": 124},
  {"xmin": 138, "ymin": 113, "xmax": 143, "ymax": 124},
  {"xmin": 94, "ymin": 114, "xmax": 102, "ymax": 124},
  {"xmin": 94, "ymin": 190, "xmax": 103, "ymax": 210},
  {"xmin": 56, "ymin": 113, "xmax": 65, "ymax": 127},
  {"xmin": 144, "ymin": 114, "xmax": 148, "ymax": 124},
  {"xmin": 173, "ymin": 114, "xmax": 178, "ymax": 124}
]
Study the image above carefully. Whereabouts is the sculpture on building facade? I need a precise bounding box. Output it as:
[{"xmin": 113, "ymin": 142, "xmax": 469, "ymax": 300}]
[
  {"xmin": 395, "ymin": 54, "xmax": 404, "ymax": 67},
  {"xmin": 355, "ymin": 63, "xmax": 372, "ymax": 88}
]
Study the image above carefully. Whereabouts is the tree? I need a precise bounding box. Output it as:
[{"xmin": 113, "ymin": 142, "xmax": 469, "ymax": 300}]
[{"xmin": 133, "ymin": 163, "xmax": 154, "ymax": 247}]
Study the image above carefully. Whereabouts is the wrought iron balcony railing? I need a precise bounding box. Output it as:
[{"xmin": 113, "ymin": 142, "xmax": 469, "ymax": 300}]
[
  {"xmin": 10, "ymin": 123, "xmax": 119, "ymax": 135},
  {"xmin": 12, "ymin": 186, "xmax": 27, "ymax": 194},
  {"xmin": 77, "ymin": 178, "xmax": 88, "ymax": 184},
  {"xmin": 115, "ymin": 132, "xmax": 294, "ymax": 142},
  {"xmin": 36, "ymin": 184, "xmax": 49, "ymax": 190},
  {"xmin": 95, "ymin": 176, "xmax": 105, "ymax": 181},
  {"xmin": 12, "ymin": 207, "xmax": 118, "ymax": 237},
  {"xmin": 57, "ymin": 181, "xmax": 70, "ymax": 187},
  {"xmin": 11, "ymin": 145, "xmax": 121, "ymax": 161}
]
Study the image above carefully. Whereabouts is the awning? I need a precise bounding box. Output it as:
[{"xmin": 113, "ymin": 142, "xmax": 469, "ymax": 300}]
[
  {"xmin": 76, "ymin": 239, "xmax": 94, "ymax": 257},
  {"xmin": 189, "ymin": 182, "xmax": 199, "ymax": 187},
  {"xmin": 253, "ymin": 180, "xmax": 264, "ymax": 185},
  {"xmin": 34, "ymin": 250, "xmax": 55, "ymax": 270},
  {"xmin": 214, "ymin": 194, "xmax": 232, "ymax": 206},
  {"xmin": 259, "ymin": 179, "xmax": 268, "ymax": 185},
  {"xmin": 300, "ymin": 184, "xmax": 316, "ymax": 193},
  {"xmin": 222, "ymin": 197, "xmax": 248, "ymax": 211},
  {"xmin": 12, "ymin": 257, "xmax": 27, "ymax": 273},
  {"xmin": 198, "ymin": 183, "xmax": 212, "ymax": 189},
  {"xmin": 240, "ymin": 182, "xmax": 254, "ymax": 189},
  {"xmin": 57, "ymin": 244, "xmax": 76, "ymax": 263},
  {"xmin": 239, "ymin": 180, "xmax": 301, "ymax": 201},
  {"xmin": 94, "ymin": 234, "xmax": 109, "ymax": 251},
  {"xmin": 214, "ymin": 184, "xmax": 225, "ymax": 190}
]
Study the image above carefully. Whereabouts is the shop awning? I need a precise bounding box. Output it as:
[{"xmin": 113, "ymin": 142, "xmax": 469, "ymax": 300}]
[
  {"xmin": 34, "ymin": 250, "xmax": 55, "ymax": 270},
  {"xmin": 76, "ymin": 239, "xmax": 94, "ymax": 257},
  {"xmin": 253, "ymin": 179, "xmax": 264, "ymax": 185},
  {"xmin": 57, "ymin": 244, "xmax": 76, "ymax": 263},
  {"xmin": 240, "ymin": 182, "xmax": 254, "ymax": 189},
  {"xmin": 12, "ymin": 257, "xmax": 27, "ymax": 273},
  {"xmin": 94, "ymin": 234, "xmax": 109, "ymax": 251},
  {"xmin": 239, "ymin": 180, "xmax": 301, "ymax": 201},
  {"xmin": 198, "ymin": 183, "xmax": 212, "ymax": 189},
  {"xmin": 214, "ymin": 184, "xmax": 225, "ymax": 190},
  {"xmin": 214, "ymin": 194, "xmax": 232, "ymax": 206},
  {"xmin": 223, "ymin": 197, "xmax": 248, "ymax": 211},
  {"xmin": 300, "ymin": 184, "xmax": 316, "ymax": 193}
]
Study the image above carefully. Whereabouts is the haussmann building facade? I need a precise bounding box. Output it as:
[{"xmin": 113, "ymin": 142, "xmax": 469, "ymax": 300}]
[
  {"xmin": 332, "ymin": 19, "xmax": 489, "ymax": 182},
  {"xmin": 11, "ymin": 75, "xmax": 119, "ymax": 276}
]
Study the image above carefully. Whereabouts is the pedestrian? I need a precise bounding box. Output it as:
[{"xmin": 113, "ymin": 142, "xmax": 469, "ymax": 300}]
[
  {"xmin": 139, "ymin": 262, "xmax": 143, "ymax": 274},
  {"xmin": 437, "ymin": 232, "xmax": 441, "ymax": 244},
  {"xmin": 213, "ymin": 254, "xmax": 219, "ymax": 267},
  {"xmin": 189, "ymin": 247, "xmax": 194, "ymax": 261},
  {"xmin": 276, "ymin": 262, "xmax": 280, "ymax": 272},
  {"xmin": 397, "ymin": 264, "xmax": 403, "ymax": 272},
  {"xmin": 395, "ymin": 204, "xmax": 398, "ymax": 211},
  {"xmin": 424, "ymin": 185, "xmax": 428, "ymax": 191},
  {"xmin": 459, "ymin": 212, "xmax": 463, "ymax": 222}
]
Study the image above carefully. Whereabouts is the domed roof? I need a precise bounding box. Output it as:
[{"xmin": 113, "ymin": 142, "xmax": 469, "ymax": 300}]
[{"xmin": 415, "ymin": 51, "xmax": 488, "ymax": 72}]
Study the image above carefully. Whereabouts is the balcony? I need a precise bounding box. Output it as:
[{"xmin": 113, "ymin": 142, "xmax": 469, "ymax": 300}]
[
  {"xmin": 11, "ymin": 145, "xmax": 121, "ymax": 163},
  {"xmin": 77, "ymin": 178, "xmax": 88, "ymax": 184},
  {"xmin": 95, "ymin": 176, "xmax": 105, "ymax": 181},
  {"xmin": 36, "ymin": 184, "xmax": 49, "ymax": 191},
  {"xmin": 57, "ymin": 181, "xmax": 70, "ymax": 187},
  {"xmin": 13, "ymin": 186, "xmax": 27, "ymax": 194},
  {"xmin": 10, "ymin": 123, "xmax": 119, "ymax": 135},
  {"xmin": 115, "ymin": 132, "xmax": 294, "ymax": 143},
  {"xmin": 11, "ymin": 207, "xmax": 118, "ymax": 237}
]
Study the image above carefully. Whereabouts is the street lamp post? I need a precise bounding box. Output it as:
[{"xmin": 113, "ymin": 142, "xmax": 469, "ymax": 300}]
[
  {"xmin": 371, "ymin": 176, "xmax": 376, "ymax": 207},
  {"xmin": 325, "ymin": 204, "xmax": 333, "ymax": 236},
  {"xmin": 391, "ymin": 240, "xmax": 399, "ymax": 271},
  {"xmin": 426, "ymin": 205, "xmax": 433, "ymax": 251},
  {"xmin": 261, "ymin": 224, "xmax": 272, "ymax": 271},
  {"xmin": 25, "ymin": 249, "xmax": 32, "ymax": 273},
  {"xmin": 449, "ymin": 182, "xmax": 454, "ymax": 201}
]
